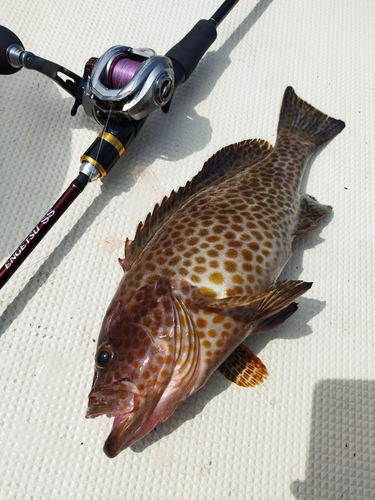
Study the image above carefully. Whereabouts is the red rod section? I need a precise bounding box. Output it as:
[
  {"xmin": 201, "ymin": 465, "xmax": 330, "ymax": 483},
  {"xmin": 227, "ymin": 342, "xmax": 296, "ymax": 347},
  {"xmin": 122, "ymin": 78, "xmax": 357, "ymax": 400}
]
[{"xmin": 0, "ymin": 178, "xmax": 87, "ymax": 290}]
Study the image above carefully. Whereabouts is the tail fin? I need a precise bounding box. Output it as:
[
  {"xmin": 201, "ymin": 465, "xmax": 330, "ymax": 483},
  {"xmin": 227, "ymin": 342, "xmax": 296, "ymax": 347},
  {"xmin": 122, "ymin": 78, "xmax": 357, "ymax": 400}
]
[{"xmin": 277, "ymin": 87, "xmax": 345, "ymax": 147}]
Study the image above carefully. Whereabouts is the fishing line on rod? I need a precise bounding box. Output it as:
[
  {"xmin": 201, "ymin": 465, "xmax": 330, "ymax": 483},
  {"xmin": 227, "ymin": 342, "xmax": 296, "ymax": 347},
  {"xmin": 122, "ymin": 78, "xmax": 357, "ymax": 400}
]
[{"xmin": 94, "ymin": 109, "xmax": 113, "ymax": 166}]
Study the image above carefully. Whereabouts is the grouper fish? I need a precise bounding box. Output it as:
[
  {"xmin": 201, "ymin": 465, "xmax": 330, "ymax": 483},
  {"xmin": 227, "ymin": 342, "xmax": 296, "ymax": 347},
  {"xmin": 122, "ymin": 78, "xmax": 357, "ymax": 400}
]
[{"xmin": 86, "ymin": 87, "xmax": 345, "ymax": 457}]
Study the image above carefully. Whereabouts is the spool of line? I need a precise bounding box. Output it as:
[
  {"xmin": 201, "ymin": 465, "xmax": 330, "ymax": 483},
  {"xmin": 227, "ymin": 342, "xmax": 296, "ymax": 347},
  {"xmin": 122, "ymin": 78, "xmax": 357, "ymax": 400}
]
[{"xmin": 108, "ymin": 56, "xmax": 141, "ymax": 88}]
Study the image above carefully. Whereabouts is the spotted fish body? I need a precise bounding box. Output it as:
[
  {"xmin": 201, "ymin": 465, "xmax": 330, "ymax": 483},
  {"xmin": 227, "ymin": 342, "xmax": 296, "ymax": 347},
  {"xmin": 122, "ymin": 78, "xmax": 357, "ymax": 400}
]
[{"xmin": 87, "ymin": 87, "xmax": 345, "ymax": 457}]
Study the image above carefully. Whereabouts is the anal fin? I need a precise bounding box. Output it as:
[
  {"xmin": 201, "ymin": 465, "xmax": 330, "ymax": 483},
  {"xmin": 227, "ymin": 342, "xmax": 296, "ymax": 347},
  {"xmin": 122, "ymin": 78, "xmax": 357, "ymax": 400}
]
[
  {"xmin": 219, "ymin": 343, "xmax": 268, "ymax": 387},
  {"xmin": 294, "ymin": 194, "xmax": 332, "ymax": 235}
]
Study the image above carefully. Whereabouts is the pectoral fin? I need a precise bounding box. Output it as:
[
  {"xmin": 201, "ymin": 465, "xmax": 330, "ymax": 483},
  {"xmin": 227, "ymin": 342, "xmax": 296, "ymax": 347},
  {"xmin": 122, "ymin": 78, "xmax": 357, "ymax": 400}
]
[
  {"xmin": 294, "ymin": 194, "xmax": 332, "ymax": 235},
  {"xmin": 194, "ymin": 291, "xmax": 271, "ymax": 309},
  {"xmin": 218, "ymin": 343, "xmax": 268, "ymax": 387},
  {"xmin": 195, "ymin": 281, "xmax": 310, "ymax": 329}
]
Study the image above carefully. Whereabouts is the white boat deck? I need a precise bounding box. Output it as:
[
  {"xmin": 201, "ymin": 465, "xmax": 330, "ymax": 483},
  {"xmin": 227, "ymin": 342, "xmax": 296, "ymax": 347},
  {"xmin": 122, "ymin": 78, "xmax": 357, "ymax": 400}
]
[{"xmin": 1, "ymin": 1, "xmax": 374, "ymax": 498}]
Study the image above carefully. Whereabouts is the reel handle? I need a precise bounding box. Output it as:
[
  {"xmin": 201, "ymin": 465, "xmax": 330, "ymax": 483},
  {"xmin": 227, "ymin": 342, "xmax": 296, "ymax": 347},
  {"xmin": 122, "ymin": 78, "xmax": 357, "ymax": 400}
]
[
  {"xmin": 0, "ymin": 25, "xmax": 81, "ymax": 98},
  {"xmin": 0, "ymin": 25, "xmax": 24, "ymax": 74}
]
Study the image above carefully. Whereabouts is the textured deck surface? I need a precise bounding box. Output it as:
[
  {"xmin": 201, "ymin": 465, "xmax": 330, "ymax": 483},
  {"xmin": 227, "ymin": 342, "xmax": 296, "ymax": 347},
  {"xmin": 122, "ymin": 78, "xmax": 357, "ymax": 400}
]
[{"xmin": 1, "ymin": 1, "xmax": 374, "ymax": 498}]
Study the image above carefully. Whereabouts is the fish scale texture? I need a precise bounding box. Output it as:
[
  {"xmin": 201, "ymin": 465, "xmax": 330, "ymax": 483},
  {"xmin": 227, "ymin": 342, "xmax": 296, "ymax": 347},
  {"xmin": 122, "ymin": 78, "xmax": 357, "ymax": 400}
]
[{"xmin": 0, "ymin": 0, "xmax": 374, "ymax": 498}]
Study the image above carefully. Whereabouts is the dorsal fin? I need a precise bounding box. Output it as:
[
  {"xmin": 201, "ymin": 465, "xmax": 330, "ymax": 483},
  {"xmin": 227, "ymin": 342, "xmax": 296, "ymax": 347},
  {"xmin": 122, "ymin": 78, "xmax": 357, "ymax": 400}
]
[{"xmin": 125, "ymin": 139, "xmax": 273, "ymax": 266}]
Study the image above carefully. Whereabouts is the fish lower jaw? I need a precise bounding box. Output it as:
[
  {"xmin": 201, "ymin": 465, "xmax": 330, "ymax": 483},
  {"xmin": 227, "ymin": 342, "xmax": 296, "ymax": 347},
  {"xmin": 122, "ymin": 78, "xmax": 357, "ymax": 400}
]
[{"xmin": 103, "ymin": 413, "xmax": 139, "ymax": 458}]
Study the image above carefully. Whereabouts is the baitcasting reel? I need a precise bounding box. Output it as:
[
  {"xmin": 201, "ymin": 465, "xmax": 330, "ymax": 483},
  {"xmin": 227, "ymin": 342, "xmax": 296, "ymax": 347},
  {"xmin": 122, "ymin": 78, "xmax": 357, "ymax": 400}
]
[
  {"xmin": 81, "ymin": 46, "xmax": 174, "ymax": 123},
  {"xmin": 6, "ymin": 40, "xmax": 174, "ymax": 124}
]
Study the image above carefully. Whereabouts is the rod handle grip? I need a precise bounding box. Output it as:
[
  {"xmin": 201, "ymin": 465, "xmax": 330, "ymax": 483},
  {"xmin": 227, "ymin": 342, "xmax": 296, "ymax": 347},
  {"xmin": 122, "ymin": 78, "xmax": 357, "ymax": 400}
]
[{"xmin": 166, "ymin": 19, "xmax": 217, "ymax": 85}]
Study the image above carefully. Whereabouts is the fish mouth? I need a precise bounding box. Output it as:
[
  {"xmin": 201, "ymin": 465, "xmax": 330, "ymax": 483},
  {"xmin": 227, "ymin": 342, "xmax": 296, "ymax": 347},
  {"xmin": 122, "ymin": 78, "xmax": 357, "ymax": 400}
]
[
  {"xmin": 86, "ymin": 382, "xmax": 157, "ymax": 458},
  {"xmin": 87, "ymin": 401, "xmax": 151, "ymax": 458},
  {"xmin": 86, "ymin": 381, "xmax": 142, "ymax": 457}
]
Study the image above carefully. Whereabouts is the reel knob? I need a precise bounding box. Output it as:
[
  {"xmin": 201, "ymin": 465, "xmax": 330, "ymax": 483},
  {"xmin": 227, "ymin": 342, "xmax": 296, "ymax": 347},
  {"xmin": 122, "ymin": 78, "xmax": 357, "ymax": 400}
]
[
  {"xmin": 0, "ymin": 25, "xmax": 24, "ymax": 75},
  {"xmin": 154, "ymin": 72, "xmax": 173, "ymax": 105}
]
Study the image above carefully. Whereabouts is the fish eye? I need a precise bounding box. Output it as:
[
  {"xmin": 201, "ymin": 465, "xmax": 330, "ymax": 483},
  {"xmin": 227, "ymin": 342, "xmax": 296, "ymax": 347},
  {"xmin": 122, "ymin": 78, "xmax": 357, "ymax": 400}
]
[{"xmin": 95, "ymin": 344, "xmax": 114, "ymax": 369}]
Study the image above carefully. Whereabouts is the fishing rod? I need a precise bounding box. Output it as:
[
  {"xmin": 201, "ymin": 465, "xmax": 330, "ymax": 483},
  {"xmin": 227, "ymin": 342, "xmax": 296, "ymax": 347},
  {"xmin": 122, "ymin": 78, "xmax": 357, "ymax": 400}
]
[{"xmin": 0, "ymin": 0, "xmax": 240, "ymax": 290}]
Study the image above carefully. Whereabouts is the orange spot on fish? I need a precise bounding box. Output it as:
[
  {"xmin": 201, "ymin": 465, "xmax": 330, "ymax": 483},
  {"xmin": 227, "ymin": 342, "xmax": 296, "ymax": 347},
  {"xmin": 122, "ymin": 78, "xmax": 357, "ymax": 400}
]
[
  {"xmin": 194, "ymin": 265, "xmax": 206, "ymax": 274},
  {"xmin": 228, "ymin": 240, "xmax": 243, "ymax": 248},
  {"xmin": 249, "ymin": 242, "xmax": 260, "ymax": 252},
  {"xmin": 213, "ymin": 314, "xmax": 224, "ymax": 324},
  {"xmin": 198, "ymin": 228, "xmax": 209, "ymax": 237},
  {"xmin": 242, "ymin": 262, "xmax": 253, "ymax": 272},
  {"xmin": 240, "ymin": 234, "xmax": 251, "ymax": 241},
  {"xmin": 226, "ymin": 249, "xmax": 238, "ymax": 259},
  {"xmin": 191, "ymin": 274, "xmax": 201, "ymax": 283},
  {"xmin": 199, "ymin": 286, "xmax": 216, "ymax": 297},
  {"xmin": 169, "ymin": 255, "xmax": 181, "ymax": 266},
  {"xmin": 209, "ymin": 272, "xmax": 224, "ymax": 285},
  {"xmin": 187, "ymin": 236, "xmax": 199, "ymax": 246},
  {"xmin": 224, "ymin": 260, "xmax": 237, "ymax": 273},
  {"xmin": 165, "ymin": 315, "xmax": 174, "ymax": 328},
  {"xmin": 196, "ymin": 256, "xmax": 206, "ymax": 264},
  {"xmin": 196, "ymin": 318, "xmax": 207, "ymax": 329},
  {"xmin": 213, "ymin": 224, "xmax": 226, "ymax": 234}
]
